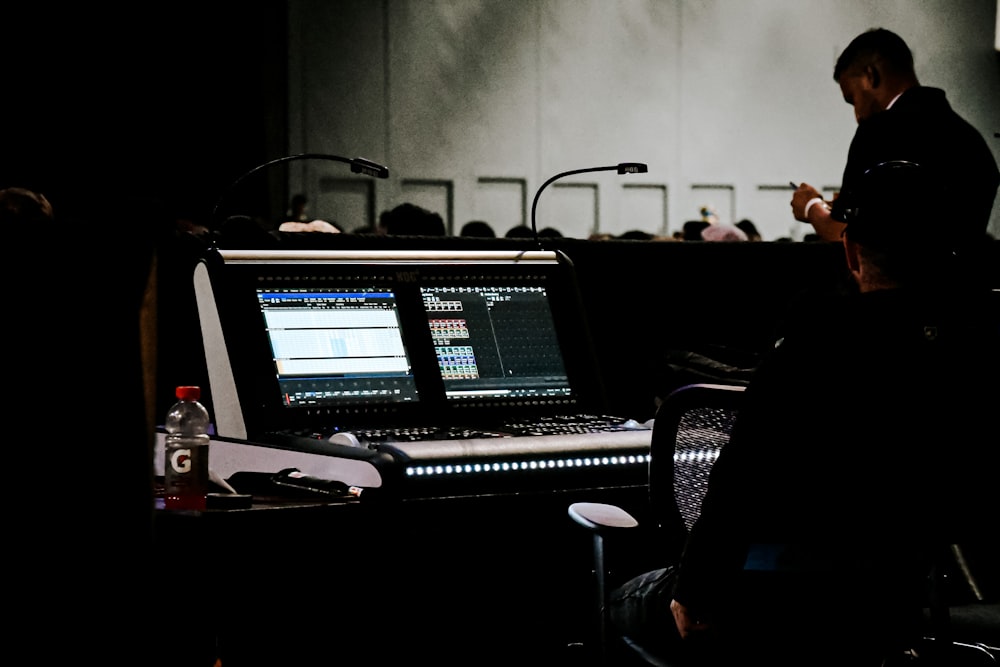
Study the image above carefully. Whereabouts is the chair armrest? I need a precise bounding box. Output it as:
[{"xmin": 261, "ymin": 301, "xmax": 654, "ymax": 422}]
[{"xmin": 568, "ymin": 502, "xmax": 639, "ymax": 534}]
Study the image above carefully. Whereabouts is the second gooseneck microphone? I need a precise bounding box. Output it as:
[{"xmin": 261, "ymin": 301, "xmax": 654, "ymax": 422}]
[
  {"xmin": 211, "ymin": 153, "xmax": 390, "ymax": 226},
  {"xmin": 530, "ymin": 162, "xmax": 648, "ymax": 247}
]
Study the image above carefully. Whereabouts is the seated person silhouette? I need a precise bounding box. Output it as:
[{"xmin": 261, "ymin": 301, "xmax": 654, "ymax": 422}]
[
  {"xmin": 381, "ymin": 203, "xmax": 446, "ymax": 236},
  {"xmin": 605, "ymin": 160, "xmax": 1000, "ymax": 666},
  {"xmin": 459, "ymin": 219, "xmax": 496, "ymax": 238}
]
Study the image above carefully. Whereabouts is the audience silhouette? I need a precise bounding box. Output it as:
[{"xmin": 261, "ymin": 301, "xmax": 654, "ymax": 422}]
[
  {"xmin": 505, "ymin": 224, "xmax": 535, "ymax": 238},
  {"xmin": 381, "ymin": 203, "xmax": 446, "ymax": 236},
  {"xmin": 735, "ymin": 218, "xmax": 762, "ymax": 242},
  {"xmin": 459, "ymin": 220, "xmax": 497, "ymax": 238}
]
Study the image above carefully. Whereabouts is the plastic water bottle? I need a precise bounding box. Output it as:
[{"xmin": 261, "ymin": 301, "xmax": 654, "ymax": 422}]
[{"xmin": 163, "ymin": 385, "xmax": 211, "ymax": 511}]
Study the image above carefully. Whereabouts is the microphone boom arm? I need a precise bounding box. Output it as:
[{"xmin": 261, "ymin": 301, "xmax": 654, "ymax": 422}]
[
  {"xmin": 211, "ymin": 153, "xmax": 390, "ymax": 224},
  {"xmin": 530, "ymin": 162, "xmax": 648, "ymax": 245}
]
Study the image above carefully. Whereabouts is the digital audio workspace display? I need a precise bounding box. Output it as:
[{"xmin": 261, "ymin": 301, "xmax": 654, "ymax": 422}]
[
  {"xmin": 420, "ymin": 284, "xmax": 572, "ymax": 401},
  {"xmin": 256, "ymin": 287, "xmax": 419, "ymax": 407}
]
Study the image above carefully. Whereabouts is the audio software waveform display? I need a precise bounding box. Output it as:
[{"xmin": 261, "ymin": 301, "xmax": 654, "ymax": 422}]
[
  {"xmin": 256, "ymin": 287, "xmax": 419, "ymax": 407},
  {"xmin": 420, "ymin": 285, "xmax": 571, "ymax": 400}
]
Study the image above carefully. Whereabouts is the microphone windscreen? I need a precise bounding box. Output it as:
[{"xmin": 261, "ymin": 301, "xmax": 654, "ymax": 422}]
[{"xmin": 617, "ymin": 163, "xmax": 648, "ymax": 174}]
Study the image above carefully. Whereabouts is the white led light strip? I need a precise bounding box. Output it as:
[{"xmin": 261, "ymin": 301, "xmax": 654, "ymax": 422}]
[
  {"xmin": 403, "ymin": 448, "xmax": 717, "ymax": 479},
  {"xmin": 673, "ymin": 449, "xmax": 721, "ymax": 464},
  {"xmin": 405, "ymin": 453, "xmax": 651, "ymax": 478}
]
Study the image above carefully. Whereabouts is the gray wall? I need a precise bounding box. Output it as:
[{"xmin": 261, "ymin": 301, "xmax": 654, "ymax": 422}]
[{"xmin": 287, "ymin": 0, "xmax": 1000, "ymax": 241}]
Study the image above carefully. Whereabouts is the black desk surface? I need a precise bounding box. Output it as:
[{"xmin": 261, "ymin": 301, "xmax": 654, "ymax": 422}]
[{"xmin": 151, "ymin": 479, "xmax": 650, "ymax": 666}]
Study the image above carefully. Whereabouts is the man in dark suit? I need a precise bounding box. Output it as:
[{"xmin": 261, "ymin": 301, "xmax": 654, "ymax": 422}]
[{"xmin": 791, "ymin": 28, "xmax": 999, "ymax": 249}]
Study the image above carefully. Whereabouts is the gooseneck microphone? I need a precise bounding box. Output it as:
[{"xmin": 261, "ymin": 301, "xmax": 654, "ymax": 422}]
[
  {"xmin": 211, "ymin": 153, "xmax": 390, "ymax": 225},
  {"xmin": 530, "ymin": 162, "xmax": 648, "ymax": 247}
]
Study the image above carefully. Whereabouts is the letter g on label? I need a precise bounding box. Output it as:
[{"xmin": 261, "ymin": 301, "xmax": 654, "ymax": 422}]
[{"xmin": 170, "ymin": 449, "xmax": 192, "ymax": 474}]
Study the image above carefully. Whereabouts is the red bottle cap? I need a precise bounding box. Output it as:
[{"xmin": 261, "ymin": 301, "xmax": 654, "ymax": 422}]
[{"xmin": 175, "ymin": 386, "xmax": 201, "ymax": 401}]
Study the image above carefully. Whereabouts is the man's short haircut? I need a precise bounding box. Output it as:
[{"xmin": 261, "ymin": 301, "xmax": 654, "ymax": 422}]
[{"xmin": 833, "ymin": 28, "xmax": 915, "ymax": 81}]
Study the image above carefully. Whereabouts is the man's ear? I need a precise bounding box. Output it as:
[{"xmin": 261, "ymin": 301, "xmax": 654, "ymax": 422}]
[
  {"xmin": 843, "ymin": 235, "xmax": 862, "ymax": 276},
  {"xmin": 867, "ymin": 64, "xmax": 881, "ymax": 88}
]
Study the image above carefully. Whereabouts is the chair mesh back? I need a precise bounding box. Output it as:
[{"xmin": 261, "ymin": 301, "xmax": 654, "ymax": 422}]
[{"xmin": 673, "ymin": 405, "xmax": 739, "ymax": 532}]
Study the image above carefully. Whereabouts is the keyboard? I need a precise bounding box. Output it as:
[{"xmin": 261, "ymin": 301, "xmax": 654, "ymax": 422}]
[{"xmin": 283, "ymin": 413, "xmax": 649, "ymax": 448}]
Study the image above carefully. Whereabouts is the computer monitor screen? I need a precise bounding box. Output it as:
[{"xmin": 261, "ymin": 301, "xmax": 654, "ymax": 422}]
[
  {"xmin": 420, "ymin": 284, "xmax": 571, "ymax": 401},
  {"xmin": 257, "ymin": 287, "xmax": 419, "ymax": 407}
]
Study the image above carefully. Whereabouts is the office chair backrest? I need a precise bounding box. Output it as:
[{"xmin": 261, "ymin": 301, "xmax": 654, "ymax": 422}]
[
  {"xmin": 648, "ymin": 383, "xmax": 745, "ymax": 560},
  {"xmin": 645, "ymin": 383, "xmax": 998, "ymax": 666},
  {"xmin": 565, "ymin": 382, "xmax": 747, "ymax": 665}
]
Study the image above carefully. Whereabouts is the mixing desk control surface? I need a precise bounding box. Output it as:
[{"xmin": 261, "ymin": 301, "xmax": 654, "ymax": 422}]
[{"xmin": 280, "ymin": 414, "xmax": 650, "ymax": 448}]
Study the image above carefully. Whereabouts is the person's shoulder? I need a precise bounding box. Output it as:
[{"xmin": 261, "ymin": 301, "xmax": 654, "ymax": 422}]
[
  {"xmin": 779, "ymin": 284, "xmax": 854, "ymax": 325},
  {"xmin": 766, "ymin": 289, "xmax": 857, "ymax": 359},
  {"xmin": 893, "ymin": 86, "xmax": 980, "ymax": 130},
  {"xmin": 863, "ymin": 87, "xmax": 947, "ymax": 126},
  {"xmin": 894, "ymin": 85, "xmax": 946, "ymax": 107}
]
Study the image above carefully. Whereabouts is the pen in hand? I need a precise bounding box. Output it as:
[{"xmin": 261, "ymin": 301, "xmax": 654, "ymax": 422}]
[{"xmin": 789, "ymin": 181, "xmax": 799, "ymax": 188}]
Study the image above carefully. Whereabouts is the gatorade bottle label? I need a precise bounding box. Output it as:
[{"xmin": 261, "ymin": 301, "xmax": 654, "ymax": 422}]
[{"xmin": 164, "ymin": 440, "xmax": 209, "ymax": 511}]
